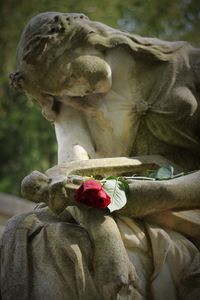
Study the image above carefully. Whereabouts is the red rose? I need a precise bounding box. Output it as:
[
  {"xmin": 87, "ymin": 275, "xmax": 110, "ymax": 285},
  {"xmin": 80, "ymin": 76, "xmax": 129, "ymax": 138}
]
[{"xmin": 75, "ymin": 179, "xmax": 111, "ymax": 208}]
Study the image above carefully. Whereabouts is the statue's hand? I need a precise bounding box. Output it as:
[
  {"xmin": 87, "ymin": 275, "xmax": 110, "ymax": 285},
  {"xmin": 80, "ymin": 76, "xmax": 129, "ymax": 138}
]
[
  {"xmin": 64, "ymin": 55, "xmax": 112, "ymax": 97},
  {"xmin": 48, "ymin": 179, "xmax": 69, "ymax": 214}
]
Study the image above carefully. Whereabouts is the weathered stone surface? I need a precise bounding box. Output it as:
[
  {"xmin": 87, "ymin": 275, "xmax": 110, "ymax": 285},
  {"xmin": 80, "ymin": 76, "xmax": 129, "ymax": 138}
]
[
  {"xmin": 10, "ymin": 12, "xmax": 200, "ymax": 170},
  {"xmin": 2, "ymin": 12, "xmax": 200, "ymax": 300}
]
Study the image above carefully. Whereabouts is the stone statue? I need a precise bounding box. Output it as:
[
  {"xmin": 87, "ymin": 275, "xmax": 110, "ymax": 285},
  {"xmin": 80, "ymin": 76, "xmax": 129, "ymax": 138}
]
[{"xmin": 1, "ymin": 12, "xmax": 200, "ymax": 300}]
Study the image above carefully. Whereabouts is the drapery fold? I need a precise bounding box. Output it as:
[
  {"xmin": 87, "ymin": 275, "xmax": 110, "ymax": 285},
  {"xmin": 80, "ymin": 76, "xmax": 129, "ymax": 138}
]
[{"xmin": 1, "ymin": 207, "xmax": 200, "ymax": 299}]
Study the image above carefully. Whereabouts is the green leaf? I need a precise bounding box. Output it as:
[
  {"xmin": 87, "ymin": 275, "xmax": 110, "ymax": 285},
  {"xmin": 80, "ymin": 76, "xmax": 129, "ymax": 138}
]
[
  {"xmin": 106, "ymin": 176, "xmax": 118, "ymax": 180},
  {"xmin": 102, "ymin": 179, "xmax": 127, "ymax": 212},
  {"xmin": 105, "ymin": 176, "xmax": 129, "ymax": 191},
  {"xmin": 118, "ymin": 177, "xmax": 129, "ymax": 191},
  {"xmin": 150, "ymin": 165, "xmax": 174, "ymax": 180}
]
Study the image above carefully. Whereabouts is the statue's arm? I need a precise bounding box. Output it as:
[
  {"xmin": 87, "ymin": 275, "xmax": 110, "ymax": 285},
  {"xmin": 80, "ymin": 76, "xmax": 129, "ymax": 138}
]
[
  {"xmin": 121, "ymin": 170, "xmax": 200, "ymax": 218},
  {"xmin": 54, "ymin": 104, "xmax": 95, "ymax": 163}
]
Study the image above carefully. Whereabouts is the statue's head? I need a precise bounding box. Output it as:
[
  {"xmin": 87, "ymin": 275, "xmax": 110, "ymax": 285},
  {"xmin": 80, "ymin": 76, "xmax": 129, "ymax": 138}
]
[
  {"xmin": 10, "ymin": 12, "xmax": 186, "ymax": 120},
  {"xmin": 10, "ymin": 13, "xmax": 93, "ymax": 102},
  {"xmin": 10, "ymin": 12, "xmax": 115, "ymax": 120},
  {"xmin": 21, "ymin": 170, "xmax": 50, "ymax": 202}
]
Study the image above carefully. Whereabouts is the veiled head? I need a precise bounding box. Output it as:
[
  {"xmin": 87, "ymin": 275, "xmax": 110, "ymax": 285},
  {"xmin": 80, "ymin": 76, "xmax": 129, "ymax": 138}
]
[{"xmin": 10, "ymin": 12, "xmax": 187, "ymax": 120}]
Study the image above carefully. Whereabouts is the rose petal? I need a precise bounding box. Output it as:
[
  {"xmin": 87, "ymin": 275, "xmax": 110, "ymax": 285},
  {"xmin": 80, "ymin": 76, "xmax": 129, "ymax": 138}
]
[
  {"xmin": 75, "ymin": 179, "xmax": 111, "ymax": 208},
  {"xmin": 81, "ymin": 179, "xmax": 102, "ymax": 191}
]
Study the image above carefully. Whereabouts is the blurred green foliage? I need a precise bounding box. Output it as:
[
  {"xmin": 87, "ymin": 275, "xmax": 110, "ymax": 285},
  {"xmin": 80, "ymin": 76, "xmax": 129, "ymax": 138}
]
[{"xmin": 0, "ymin": 0, "xmax": 200, "ymax": 196}]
